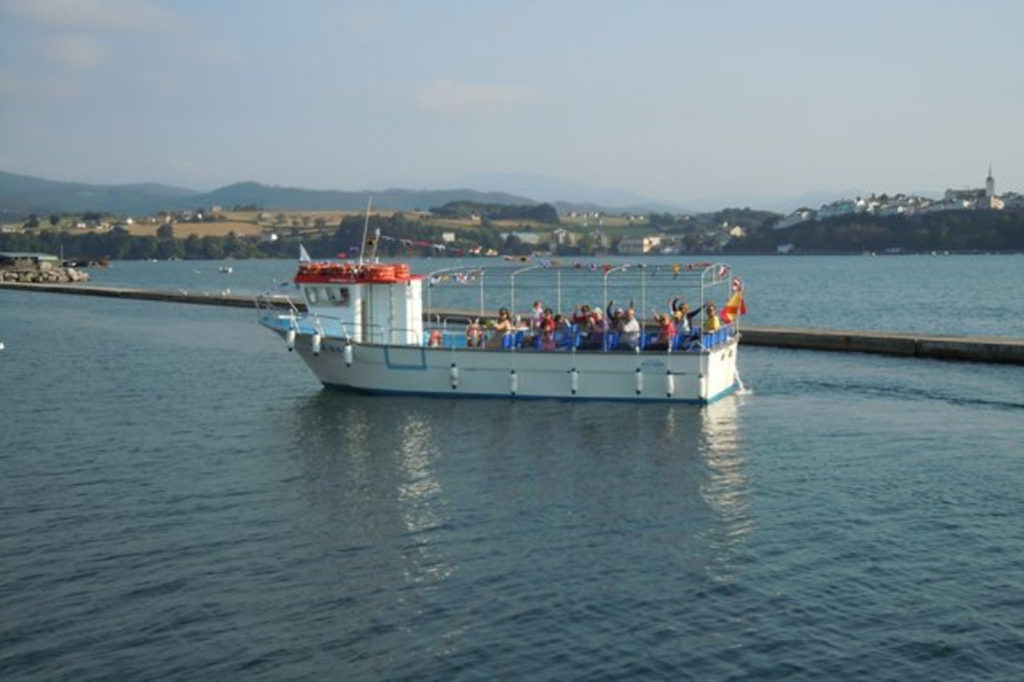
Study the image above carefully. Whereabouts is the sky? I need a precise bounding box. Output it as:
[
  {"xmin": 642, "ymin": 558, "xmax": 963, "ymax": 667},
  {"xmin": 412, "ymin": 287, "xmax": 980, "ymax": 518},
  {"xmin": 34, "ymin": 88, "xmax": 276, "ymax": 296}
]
[{"xmin": 0, "ymin": 0, "xmax": 1021, "ymax": 208}]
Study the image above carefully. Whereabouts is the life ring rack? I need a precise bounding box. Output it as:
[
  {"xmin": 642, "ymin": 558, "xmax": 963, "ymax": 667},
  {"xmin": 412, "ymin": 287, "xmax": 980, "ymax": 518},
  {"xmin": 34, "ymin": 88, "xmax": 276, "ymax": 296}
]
[{"xmin": 296, "ymin": 261, "xmax": 412, "ymax": 283}]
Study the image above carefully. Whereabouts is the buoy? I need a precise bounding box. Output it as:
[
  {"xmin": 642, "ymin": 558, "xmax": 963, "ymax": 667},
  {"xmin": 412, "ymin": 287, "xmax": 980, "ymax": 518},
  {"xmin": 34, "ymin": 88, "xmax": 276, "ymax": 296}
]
[
  {"xmin": 635, "ymin": 367, "xmax": 643, "ymax": 395},
  {"xmin": 510, "ymin": 369, "xmax": 518, "ymax": 396},
  {"xmin": 343, "ymin": 342, "xmax": 353, "ymax": 367},
  {"xmin": 569, "ymin": 367, "xmax": 579, "ymax": 395},
  {"xmin": 285, "ymin": 328, "xmax": 296, "ymax": 352},
  {"xmin": 311, "ymin": 332, "xmax": 322, "ymax": 356},
  {"xmin": 665, "ymin": 370, "xmax": 675, "ymax": 397},
  {"xmin": 450, "ymin": 363, "xmax": 459, "ymax": 389}
]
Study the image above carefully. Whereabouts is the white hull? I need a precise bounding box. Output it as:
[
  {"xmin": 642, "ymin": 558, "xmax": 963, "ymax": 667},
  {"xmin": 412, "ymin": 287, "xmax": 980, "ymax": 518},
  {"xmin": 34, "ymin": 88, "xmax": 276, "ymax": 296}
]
[{"xmin": 270, "ymin": 327, "xmax": 739, "ymax": 403}]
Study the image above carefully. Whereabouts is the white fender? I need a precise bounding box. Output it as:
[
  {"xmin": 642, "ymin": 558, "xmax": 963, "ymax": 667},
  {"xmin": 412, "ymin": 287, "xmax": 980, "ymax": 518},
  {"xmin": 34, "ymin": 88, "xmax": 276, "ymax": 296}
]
[
  {"xmin": 665, "ymin": 370, "xmax": 675, "ymax": 397},
  {"xmin": 450, "ymin": 363, "xmax": 459, "ymax": 389},
  {"xmin": 343, "ymin": 342, "xmax": 353, "ymax": 367},
  {"xmin": 510, "ymin": 369, "xmax": 518, "ymax": 396},
  {"xmin": 570, "ymin": 367, "xmax": 579, "ymax": 395},
  {"xmin": 311, "ymin": 332, "xmax": 322, "ymax": 356},
  {"xmin": 635, "ymin": 367, "xmax": 643, "ymax": 395},
  {"xmin": 285, "ymin": 328, "xmax": 296, "ymax": 351},
  {"xmin": 699, "ymin": 375, "xmax": 708, "ymax": 400}
]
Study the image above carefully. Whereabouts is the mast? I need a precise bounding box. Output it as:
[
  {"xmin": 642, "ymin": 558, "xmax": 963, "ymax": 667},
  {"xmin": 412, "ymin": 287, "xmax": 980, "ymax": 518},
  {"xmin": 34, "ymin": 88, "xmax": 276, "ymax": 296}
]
[{"xmin": 358, "ymin": 196, "xmax": 373, "ymax": 265}]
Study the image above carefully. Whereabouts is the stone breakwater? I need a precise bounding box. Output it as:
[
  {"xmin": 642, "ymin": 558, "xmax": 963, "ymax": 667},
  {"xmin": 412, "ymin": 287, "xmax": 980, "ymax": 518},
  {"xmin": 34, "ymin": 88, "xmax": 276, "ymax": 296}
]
[{"xmin": 0, "ymin": 266, "xmax": 90, "ymax": 283}]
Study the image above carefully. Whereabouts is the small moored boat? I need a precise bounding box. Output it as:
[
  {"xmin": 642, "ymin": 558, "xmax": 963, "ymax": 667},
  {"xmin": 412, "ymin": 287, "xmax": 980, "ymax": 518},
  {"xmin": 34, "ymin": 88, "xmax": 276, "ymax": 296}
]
[{"xmin": 257, "ymin": 256, "xmax": 745, "ymax": 403}]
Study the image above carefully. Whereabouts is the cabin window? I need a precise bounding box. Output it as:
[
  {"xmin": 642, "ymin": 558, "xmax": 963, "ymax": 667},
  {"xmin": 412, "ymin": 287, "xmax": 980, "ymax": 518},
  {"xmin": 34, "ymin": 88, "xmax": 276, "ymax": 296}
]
[
  {"xmin": 305, "ymin": 287, "xmax": 326, "ymax": 304},
  {"xmin": 328, "ymin": 287, "xmax": 350, "ymax": 306}
]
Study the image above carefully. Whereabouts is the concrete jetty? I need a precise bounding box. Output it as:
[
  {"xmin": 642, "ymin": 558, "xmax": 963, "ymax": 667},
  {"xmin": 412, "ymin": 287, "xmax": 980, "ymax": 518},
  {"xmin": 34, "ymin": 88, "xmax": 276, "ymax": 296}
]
[
  {"xmin": 739, "ymin": 326, "xmax": 1024, "ymax": 365},
  {"xmin": 0, "ymin": 281, "xmax": 276, "ymax": 309},
  {"xmin": 3, "ymin": 281, "xmax": 1023, "ymax": 365}
]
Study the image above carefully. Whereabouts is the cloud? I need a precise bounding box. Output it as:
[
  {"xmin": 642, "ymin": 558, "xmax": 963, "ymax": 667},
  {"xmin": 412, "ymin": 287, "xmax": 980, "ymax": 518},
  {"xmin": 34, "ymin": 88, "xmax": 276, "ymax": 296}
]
[
  {"xmin": 45, "ymin": 33, "xmax": 111, "ymax": 70},
  {"xmin": 4, "ymin": 0, "xmax": 183, "ymax": 32},
  {"xmin": 415, "ymin": 80, "xmax": 532, "ymax": 116}
]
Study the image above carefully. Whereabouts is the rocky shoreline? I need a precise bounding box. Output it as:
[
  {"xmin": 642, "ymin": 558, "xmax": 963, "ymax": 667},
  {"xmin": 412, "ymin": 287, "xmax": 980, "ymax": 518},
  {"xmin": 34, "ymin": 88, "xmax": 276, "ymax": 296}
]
[{"xmin": 1, "ymin": 266, "xmax": 90, "ymax": 283}]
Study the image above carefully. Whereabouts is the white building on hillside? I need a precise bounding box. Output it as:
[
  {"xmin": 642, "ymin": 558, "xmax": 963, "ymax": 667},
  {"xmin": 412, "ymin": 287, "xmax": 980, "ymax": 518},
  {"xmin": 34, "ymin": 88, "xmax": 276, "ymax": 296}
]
[
  {"xmin": 774, "ymin": 208, "xmax": 815, "ymax": 230},
  {"xmin": 618, "ymin": 236, "xmax": 662, "ymax": 254},
  {"xmin": 945, "ymin": 167, "xmax": 1003, "ymax": 210}
]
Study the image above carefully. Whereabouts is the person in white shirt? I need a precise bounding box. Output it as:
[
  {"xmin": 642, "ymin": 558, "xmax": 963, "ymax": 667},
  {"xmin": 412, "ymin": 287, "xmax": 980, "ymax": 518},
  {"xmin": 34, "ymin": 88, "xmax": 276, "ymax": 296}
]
[{"xmin": 618, "ymin": 307, "xmax": 641, "ymax": 350}]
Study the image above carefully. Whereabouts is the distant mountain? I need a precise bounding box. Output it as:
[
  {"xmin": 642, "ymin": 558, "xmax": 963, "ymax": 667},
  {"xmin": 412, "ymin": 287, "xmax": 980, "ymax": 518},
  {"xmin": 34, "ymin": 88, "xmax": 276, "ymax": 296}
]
[
  {"xmin": 199, "ymin": 181, "xmax": 535, "ymax": 212},
  {"xmin": 4, "ymin": 168, "xmax": 930, "ymax": 218},
  {"xmin": 447, "ymin": 171, "xmax": 679, "ymax": 211},
  {"xmin": 0, "ymin": 170, "xmax": 199, "ymax": 215},
  {"xmin": 0, "ymin": 171, "xmax": 540, "ymax": 215}
]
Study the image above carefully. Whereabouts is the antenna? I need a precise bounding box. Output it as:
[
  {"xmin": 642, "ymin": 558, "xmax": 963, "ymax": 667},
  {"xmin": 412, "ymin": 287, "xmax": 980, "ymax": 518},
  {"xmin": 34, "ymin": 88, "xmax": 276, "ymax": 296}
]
[
  {"xmin": 358, "ymin": 196, "xmax": 373, "ymax": 265},
  {"xmin": 369, "ymin": 224, "xmax": 381, "ymax": 263}
]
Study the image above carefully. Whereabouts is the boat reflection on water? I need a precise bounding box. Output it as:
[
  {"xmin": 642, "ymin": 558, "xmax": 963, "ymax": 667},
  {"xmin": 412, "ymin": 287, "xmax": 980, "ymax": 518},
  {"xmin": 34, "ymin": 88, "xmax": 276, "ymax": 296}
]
[
  {"xmin": 286, "ymin": 392, "xmax": 455, "ymax": 590},
  {"xmin": 393, "ymin": 413, "xmax": 455, "ymax": 586},
  {"xmin": 286, "ymin": 390, "xmax": 753, "ymax": 596},
  {"xmin": 696, "ymin": 395, "xmax": 754, "ymax": 582}
]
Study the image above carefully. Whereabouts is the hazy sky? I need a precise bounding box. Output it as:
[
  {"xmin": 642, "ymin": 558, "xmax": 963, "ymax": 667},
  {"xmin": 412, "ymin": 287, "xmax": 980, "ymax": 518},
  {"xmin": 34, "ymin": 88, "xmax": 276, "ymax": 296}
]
[{"xmin": 1, "ymin": 0, "xmax": 1020, "ymax": 206}]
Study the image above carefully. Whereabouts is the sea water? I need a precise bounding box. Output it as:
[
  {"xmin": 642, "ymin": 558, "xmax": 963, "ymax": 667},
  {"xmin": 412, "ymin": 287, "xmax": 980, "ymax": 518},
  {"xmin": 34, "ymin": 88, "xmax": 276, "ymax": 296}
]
[{"xmin": 1, "ymin": 255, "xmax": 1023, "ymax": 680}]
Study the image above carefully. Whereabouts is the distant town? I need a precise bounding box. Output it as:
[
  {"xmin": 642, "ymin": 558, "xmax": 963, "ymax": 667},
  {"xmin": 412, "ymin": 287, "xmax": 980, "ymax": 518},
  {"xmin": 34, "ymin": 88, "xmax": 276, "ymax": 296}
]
[{"xmin": 1, "ymin": 169, "xmax": 1021, "ymax": 259}]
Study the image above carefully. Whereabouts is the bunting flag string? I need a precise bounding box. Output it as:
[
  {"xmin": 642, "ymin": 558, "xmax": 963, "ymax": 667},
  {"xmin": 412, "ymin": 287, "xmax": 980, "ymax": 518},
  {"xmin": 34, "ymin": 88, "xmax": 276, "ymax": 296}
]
[
  {"xmin": 365, "ymin": 229, "xmax": 736, "ymax": 283},
  {"xmin": 374, "ymin": 233, "xmax": 477, "ymax": 256}
]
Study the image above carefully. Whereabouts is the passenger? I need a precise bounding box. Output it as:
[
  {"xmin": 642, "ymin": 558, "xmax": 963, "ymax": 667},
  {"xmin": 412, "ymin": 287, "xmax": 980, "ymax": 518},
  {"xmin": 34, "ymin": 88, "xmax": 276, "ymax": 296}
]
[
  {"xmin": 606, "ymin": 300, "xmax": 634, "ymax": 329},
  {"xmin": 702, "ymin": 302, "xmax": 721, "ymax": 333},
  {"xmin": 671, "ymin": 297, "xmax": 699, "ymax": 334},
  {"xmin": 465, "ymin": 318, "xmax": 483, "ymax": 347},
  {"xmin": 530, "ymin": 300, "xmax": 544, "ymax": 333},
  {"xmin": 618, "ymin": 307, "xmax": 641, "ymax": 350},
  {"xmin": 606, "ymin": 303, "xmax": 624, "ymax": 329},
  {"xmin": 571, "ymin": 304, "xmax": 591, "ymax": 327},
  {"xmin": 583, "ymin": 308, "xmax": 608, "ymax": 349},
  {"xmin": 486, "ymin": 307, "xmax": 515, "ymax": 348},
  {"xmin": 538, "ymin": 307, "xmax": 556, "ymax": 351},
  {"xmin": 650, "ymin": 312, "xmax": 676, "ymax": 350}
]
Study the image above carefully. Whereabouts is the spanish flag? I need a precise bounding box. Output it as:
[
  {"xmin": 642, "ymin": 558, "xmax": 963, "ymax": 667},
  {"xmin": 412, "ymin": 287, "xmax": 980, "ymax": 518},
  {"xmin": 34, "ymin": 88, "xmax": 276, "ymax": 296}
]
[{"xmin": 720, "ymin": 290, "xmax": 747, "ymax": 323}]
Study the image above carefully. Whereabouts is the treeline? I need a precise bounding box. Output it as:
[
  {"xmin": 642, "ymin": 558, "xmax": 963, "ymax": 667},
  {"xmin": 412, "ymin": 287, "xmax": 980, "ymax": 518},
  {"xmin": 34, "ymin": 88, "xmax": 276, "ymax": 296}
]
[
  {"xmin": 324, "ymin": 213, "xmax": 533, "ymax": 256},
  {"xmin": 430, "ymin": 201, "xmax": 559, "ymax": 224},
  {"xmin": 0, "ymin": 227, "xmax": 284, "ymax": 260},
  {"xmin": 0, "ymin": 213, "xmax": 538, "ymax": 261},
  {"xmin": 651, "ymin": 207, "xmax": 781, "ymax": 232},
  {"xmin": 726, "ymin": 209, "xmax": 1024, "ymax": 253}
]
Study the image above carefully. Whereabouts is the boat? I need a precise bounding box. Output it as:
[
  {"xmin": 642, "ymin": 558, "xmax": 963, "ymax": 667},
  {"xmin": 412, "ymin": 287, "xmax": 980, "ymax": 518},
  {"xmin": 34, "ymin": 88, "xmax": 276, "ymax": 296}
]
[
  {"xmin": 219, "ymin": 264, "xmax": 233, "ymax": 274},
  {"xmin": 256, "ymin": 257, "xmax": 744, "ymax": 403}
]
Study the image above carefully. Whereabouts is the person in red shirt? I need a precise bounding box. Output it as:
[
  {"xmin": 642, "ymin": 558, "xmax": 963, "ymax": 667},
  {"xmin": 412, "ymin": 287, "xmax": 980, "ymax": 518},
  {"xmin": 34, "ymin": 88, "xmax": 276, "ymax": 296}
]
[{"xmin": 651, "ymin": 312, "xmax": 676, "ymax": 350}]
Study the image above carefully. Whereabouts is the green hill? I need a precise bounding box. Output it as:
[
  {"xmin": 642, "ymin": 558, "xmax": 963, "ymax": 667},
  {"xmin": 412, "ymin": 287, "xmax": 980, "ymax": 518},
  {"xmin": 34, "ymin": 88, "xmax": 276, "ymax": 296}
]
[
  {"xmin": 0, "ymin": 171, "xmax": 539, "ymax": 216},
  {"xmin": 0, "ymin": 171, "xmax": 198, "ymax": 215}
]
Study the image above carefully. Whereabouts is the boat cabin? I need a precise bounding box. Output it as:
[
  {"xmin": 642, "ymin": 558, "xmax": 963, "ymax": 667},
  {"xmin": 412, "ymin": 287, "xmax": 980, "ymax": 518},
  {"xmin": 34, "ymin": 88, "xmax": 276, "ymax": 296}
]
[{"xmin": 294, "ymin": 262, "xmax": 423, "ymax": 345}]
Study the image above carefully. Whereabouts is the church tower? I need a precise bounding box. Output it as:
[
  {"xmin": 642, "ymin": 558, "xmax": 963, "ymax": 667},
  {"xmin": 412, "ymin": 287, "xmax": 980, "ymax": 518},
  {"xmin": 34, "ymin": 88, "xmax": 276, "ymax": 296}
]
[{"xmin": 985, "ymin": 165, "xmax": 995, "ymax": 198}]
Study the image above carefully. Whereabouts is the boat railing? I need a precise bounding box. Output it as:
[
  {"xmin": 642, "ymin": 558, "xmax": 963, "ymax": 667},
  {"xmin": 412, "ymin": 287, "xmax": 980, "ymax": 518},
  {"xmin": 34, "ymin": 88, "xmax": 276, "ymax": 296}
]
[
  {"xmin": 273, "ymin": 307, "xmax": 738, "ymax": 355},
  {"xmin": 255, "ymin": 291, "xmax": 302, "ymax": 316},
  {"xmin": 414, "ymin": 317, "xmax": 738, "ymax": 354}
]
